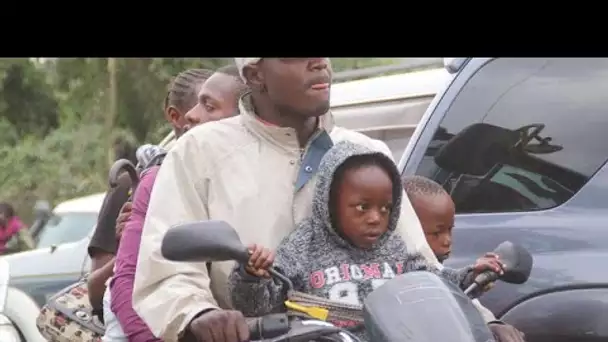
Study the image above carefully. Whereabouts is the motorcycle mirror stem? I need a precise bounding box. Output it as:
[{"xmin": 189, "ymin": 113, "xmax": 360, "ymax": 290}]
[
  {"xmin": 267, "ymin": 267, "xmax": 294, "ymax": 291},
  {"xmin": 463, "ymin": 272, "xmax": 498, "ymax": 297}
]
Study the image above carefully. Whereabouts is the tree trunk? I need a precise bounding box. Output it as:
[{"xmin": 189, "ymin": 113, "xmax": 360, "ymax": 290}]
[{"xmin": 106, "ymin": 58, "xmax": 118, "ymax": 166}]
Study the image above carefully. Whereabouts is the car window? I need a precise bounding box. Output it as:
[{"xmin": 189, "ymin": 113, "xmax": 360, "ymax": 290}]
[
  {"xmin": 362, "ymin": 127, "xmax": 412, "ymax": 160},
  {"xmin": 36, "ymin": 212, "xmax": 98, "ymax": 249},
  {"xmin": 414, "ymin": 58, "xmax": 608, "ymax": 214},
  {"xmin": 332, "ymin": 95, "xmax": 433, "ymax": 160}
]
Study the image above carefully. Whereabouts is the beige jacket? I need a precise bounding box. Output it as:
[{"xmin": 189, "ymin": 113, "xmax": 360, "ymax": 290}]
[{"xmin": 133, "ymin": 95, "xmax": 495, "ymax": 341}]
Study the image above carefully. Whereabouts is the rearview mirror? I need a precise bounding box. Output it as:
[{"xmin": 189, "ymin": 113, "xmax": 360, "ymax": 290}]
[
  {"xmin": 161, "ymin": 220, "xmax": 249, "ymax": 263},
  {"xmin": 434, "ymin": 123, "xmax": 519, "ymax": 176},
  {"xmin": 493, "ymin": 241, "xmax": 533, "ymax": 284},
  {"xmin": 464, "ymin": 240, "xmax": 533, "ymax": 297}
]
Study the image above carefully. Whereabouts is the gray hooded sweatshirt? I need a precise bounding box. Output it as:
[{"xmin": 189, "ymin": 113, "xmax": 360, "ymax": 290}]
[{"xmin": 229, "ymin": 141, "xmax": 474, "ymax": 326}]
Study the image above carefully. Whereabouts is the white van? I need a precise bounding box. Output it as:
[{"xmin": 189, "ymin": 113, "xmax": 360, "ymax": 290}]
[{"xmin": 330, "ymin": 68, "xmax": 451, "ymax": 159}]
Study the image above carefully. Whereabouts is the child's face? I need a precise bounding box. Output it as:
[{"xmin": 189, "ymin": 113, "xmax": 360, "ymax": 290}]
[
  {"xmin": 334, "ymin": 165, "xmax": 394, "ymax": 249},
  {"xmin": 411, "ymin": 193, "xmax": 455, "ymax": 262}
]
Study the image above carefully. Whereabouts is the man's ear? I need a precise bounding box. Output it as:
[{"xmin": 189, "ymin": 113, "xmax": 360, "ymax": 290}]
[
  {"xmin": 165, "ymin": 106, "xmax": 181, "ymax": 124},
  {"xmin": 243, "ymin": 64, "xmax": 265, "ymax": 93}
]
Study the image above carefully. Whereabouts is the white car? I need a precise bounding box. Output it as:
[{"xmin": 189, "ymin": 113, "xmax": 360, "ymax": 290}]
[{"xmin": 1, "ymin": 193, "xmax": 105, "ymax": 342}]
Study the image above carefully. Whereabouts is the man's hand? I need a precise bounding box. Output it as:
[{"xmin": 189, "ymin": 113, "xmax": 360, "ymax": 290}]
[
  {"xmin": 245, "ymin": 243, "xmax": 274, "ymax": 278},
  {"xmin": 189, "ymin": 310, "xmax": 249, "ymax": 342},
  {"xmin": 115, "ymin": 201, "xmax": 132, "ymax": 241},
  {"xmin": 489, "ymin": 322, "xmax": 526, "ymax": 342}
]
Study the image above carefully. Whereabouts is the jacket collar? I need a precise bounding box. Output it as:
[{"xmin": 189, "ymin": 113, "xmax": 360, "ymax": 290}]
[{"xmin": 239, "ymin": 93, "xmax": 335, "ymax": 152}]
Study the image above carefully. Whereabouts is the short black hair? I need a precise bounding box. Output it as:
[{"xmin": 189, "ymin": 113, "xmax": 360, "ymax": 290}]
[
  {"xmin": 0, "ymin": 202, "xmax": 15, "ymax": 218},
  {"xmin": 164, "ymin": 68, "xmax": 214, "ymax": 113},
  {"xmin": 215, "ymin": 64, "xmax": 250, "ymax": 105},
  {"xmin": 403, "ymin": 175, "xmax": 448, "ymax": 200}
]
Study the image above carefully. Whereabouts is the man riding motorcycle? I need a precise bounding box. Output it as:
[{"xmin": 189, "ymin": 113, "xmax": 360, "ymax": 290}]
[{"xmin": 132, "ymin": 58, "xmax": 525, "ymax": 342}]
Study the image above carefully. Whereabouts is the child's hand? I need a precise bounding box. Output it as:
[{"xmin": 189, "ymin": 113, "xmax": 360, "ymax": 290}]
[
  {"xmin": 472, "ymin": 252, "xmax": 505, "ymax": 276},
  {"xmin": 245, "ymin": 244, "xmax": 274, "ymax": 278}
]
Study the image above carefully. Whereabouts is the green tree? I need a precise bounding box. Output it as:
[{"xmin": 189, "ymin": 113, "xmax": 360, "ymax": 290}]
[{"xmin": 0, "ymin": 58, "xmax": 59, "ymax": 140}]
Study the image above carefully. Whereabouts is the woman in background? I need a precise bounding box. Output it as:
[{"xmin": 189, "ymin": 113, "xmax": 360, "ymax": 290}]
[{"xmin": 0, "ymin": 202, "xmax": 34, "ymax": 254}]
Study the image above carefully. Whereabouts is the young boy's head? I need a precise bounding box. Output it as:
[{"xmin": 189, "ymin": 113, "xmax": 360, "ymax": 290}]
[
  {"xmin": 321, "ymin": 142, "xmax": 402, "ymax": 250},
  {"xmin": 403, "ymin": 176, "xmax": 455, "ymax": 263}
]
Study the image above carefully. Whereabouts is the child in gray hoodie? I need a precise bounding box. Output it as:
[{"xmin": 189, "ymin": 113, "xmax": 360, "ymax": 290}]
[{"xmin": 229, "ymin": 141, "xmax": 501, "ymax": 334}]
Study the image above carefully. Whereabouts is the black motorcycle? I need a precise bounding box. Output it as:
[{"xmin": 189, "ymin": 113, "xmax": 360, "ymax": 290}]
[{"xmin": 161, "ymin": 220, "xmax": 533, "ymax": 342}]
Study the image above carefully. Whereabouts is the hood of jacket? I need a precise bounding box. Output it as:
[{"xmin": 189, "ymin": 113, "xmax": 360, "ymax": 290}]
[{"xmin": 311, "ymin": 140, "xmax": 403, "ymax": 250}]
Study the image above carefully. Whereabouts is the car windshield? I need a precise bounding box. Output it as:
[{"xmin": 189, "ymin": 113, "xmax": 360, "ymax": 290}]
[{"xmin": 36, "ymin": 212, "xmax": 98, "ymax": 249}]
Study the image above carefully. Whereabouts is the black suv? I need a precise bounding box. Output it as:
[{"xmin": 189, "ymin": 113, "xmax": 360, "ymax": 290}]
[{"xmin": 398, "ymin": 58, "xmax": 608, "ymax": 342}]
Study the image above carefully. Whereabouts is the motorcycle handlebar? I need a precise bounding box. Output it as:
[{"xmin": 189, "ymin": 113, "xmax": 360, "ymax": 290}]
[
  {"xmin": 246, "ymin": 313, "xmax": 291, "ymax": 340},
  {"xmin": 245, "ymin": 313, "xmax": 353, "ymax": 342}
]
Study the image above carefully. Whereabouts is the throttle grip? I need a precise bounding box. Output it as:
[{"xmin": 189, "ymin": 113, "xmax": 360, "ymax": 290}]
[
  {"xmin": 246, "ymin": 317, "xmax": 262, "ymax": 340},
  {"xmin": 246, "ymin": 313, "xmax": 290, "ymax": 340}
]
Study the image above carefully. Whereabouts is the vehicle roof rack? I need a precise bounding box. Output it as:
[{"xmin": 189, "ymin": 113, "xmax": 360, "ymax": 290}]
[{"xmin": 333, "ymin": 58, "xmax": 444, "ymax": 83}]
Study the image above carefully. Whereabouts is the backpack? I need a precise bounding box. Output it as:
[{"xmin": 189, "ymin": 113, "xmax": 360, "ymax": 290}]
[{"xmin": 36, "ymin": 148, "xmax": 168, "ymax": 341}]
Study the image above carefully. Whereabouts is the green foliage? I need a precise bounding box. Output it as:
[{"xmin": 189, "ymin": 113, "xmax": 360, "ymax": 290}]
[
  {"xmin": 48, "ymin": 58, "xmax": 109, "ymax": 126},
  {"xmin": 1, "ymin": 124, "xmax": 104, "ymax": 221},
  {"xmin": 0, "ymin": 58, "xmax": 59, "ymax": 138},
  {"xmin": 0, "ymin": 57, "xmax": 411, "ymax": 223},
  {"xmin": 0, "ymin": 118, "xmax": 18, "ymax": 146}
]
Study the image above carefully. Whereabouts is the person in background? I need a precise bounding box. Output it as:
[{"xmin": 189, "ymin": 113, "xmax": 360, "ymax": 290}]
[
  {"xmin": 0, "ymin": 202, "xmax": 34, "ymax": 254},
  {"xmin": 403, "ymin": 175, "xmax": 526, "ymax": 342},
  {"xmin": 133, "ymin": 57, "xmax": 525, "ymax": 342},
  {"xmin": 183, "ymin": 65, "xmax": 246, "ymax": 128},
  {"xmin": 86, "ymin": 68, "xmax": 214, "ymax": 316},
  {"xmin": 104, "ymin": 65, "xmax": 248, "ymax": 342},
  {"xmin": 132, "ymin": 57, "xmax": 452, "ymax": 342}
]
